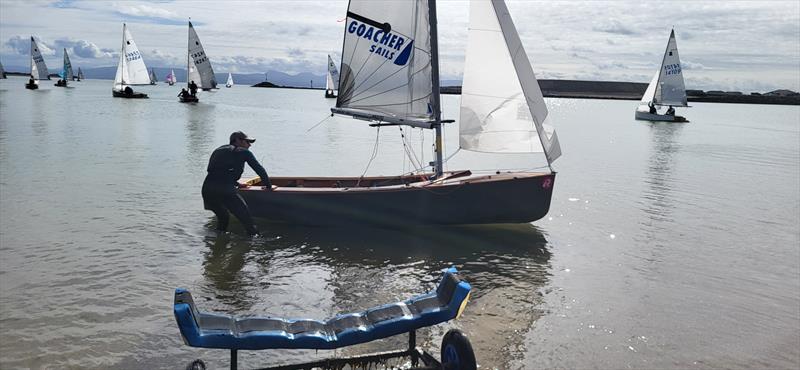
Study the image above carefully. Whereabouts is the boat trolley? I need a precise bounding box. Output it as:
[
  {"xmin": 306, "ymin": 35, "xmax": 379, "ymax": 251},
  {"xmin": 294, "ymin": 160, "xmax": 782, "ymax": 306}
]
[{"xmin": 174, "ymin": 267, "xmax": 476, "ymax": 369}]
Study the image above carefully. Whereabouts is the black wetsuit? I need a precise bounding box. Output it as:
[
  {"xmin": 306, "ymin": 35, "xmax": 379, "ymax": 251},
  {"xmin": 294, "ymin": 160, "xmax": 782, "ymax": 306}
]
[{"xmin": 202, "ymin": 144, "xmax": 270, "ymax": 235}]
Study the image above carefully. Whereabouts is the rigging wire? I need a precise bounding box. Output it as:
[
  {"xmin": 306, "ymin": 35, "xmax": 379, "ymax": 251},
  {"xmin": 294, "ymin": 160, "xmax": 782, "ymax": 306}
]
[
  {"xmin": 357, "ymin": 125, "xmax": 382, "ymax": 186},
  {"xmin": 305, "ymin": 114, "xmax": 334, "ymax": 132}
]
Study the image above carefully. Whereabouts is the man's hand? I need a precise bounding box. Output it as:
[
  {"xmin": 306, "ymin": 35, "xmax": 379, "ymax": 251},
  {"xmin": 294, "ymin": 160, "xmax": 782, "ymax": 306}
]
[
  {"xmin": 265, "ymin": 185, "xmax": 278, "ymax": 191},
  {"xmin": 237, "ymin": 182, "xmax": 248, "ymax": 189}
]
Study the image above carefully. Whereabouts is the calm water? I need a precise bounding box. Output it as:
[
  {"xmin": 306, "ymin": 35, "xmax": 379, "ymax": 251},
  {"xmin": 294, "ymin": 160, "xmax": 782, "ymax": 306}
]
[{"xmin": 0, "ymin": 77, "xmax": 798, "ymax": 369}]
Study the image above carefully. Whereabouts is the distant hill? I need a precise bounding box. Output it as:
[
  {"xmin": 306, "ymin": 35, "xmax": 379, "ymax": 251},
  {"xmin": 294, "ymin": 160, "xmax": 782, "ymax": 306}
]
[{"xmin": 76, "ymin": 67, "xmax": 325, "ymax": 88}]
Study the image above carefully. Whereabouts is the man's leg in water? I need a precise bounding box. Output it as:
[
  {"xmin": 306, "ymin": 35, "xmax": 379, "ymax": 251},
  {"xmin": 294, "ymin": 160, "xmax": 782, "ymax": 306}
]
[
  {"xmin": 224, "ymin": 193, "xmax": 259, "ymax": 236},
  {"xmin": 205, "ymin": 198, "xmax": 230, "ymax": 232}
]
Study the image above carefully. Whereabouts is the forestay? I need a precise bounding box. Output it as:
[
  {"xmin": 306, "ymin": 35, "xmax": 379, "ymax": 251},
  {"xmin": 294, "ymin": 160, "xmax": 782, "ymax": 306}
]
[
  {"xmin": 61, "ymin": 49, "xmax": 74, "ymax": 81},
  {"xmin": 30, "ymin": 37, "xmax": 49, "ymax": 81},
  {"xmin": 459, "ymin": 0, "xmax": 561, "ymax": 165},
  {"xmin": 188, "ymin": 22, "xmax": 216, "ymax": 89},
  {"xmin": 113, "ymin": 24, "xmax": 150, "ymax": 90},
  {"xmin": 653, "ymin": 30, "xmax": 687, "ymax": 107},
  {"xmin": 333, "ymin": 0, "xmax": 435, "ymax": 129},
  {"xmin": 326, "ymin": 54, "xmax": 340, "ymax": 91}
]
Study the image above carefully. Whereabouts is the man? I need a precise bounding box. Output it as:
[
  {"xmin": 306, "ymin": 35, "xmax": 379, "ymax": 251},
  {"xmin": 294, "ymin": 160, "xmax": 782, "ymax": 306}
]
[
  {"xmin": 189, "ymin": 80, "xmax": 198, "ymax": 96},
  {"xmin": 202, "ymin": 131, "xmax": 272, "ymax": 236}
]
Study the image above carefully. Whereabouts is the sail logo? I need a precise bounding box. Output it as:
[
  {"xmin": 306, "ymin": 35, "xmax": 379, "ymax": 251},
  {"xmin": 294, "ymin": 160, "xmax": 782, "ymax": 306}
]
[
  {"xmin": 347, "ymin": 20, "xmax": 414, "ymax": 66},
  {"xmin": 663, "ymin": 63, "xmax": 681, "ymax": 75}
]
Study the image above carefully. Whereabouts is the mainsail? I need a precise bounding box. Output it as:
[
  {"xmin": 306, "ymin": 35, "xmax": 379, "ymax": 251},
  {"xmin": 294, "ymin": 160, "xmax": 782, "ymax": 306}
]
[
  {"xmin": 61, "ymin": 48, "xmax": 74, "ymax": 81},
  {"xmin": 641, "ymin": 29, "xmax": 687, "ymax": 107},
  {"xmin": 326, "ymin": 54, "xmax": 339, "ymax": 92},
  {"xmin": 332, "ymin": 0, "xmax": 435, "ymax": 129},
  {"xmin": 0, "ymin": 60, "xmax": 6, "ymax": 79},
  {"xmin": 77, "ymin": 67, "xmax": 84, "ymax": 80},
  {"xmin": 166, "ymin": 69, "xmax": 176, "ymax": 85},
  {"xmin": 459, "ymin": 0, "xmax": 561, "ymax": 164},
  {"xmin": 226, "ymin": 72, "xmax": 234, "ymax": 87},
  {"xmin": 30, "ymin": 36, "xmax": 50, "ymax": 81},
  {"xmin": 113, "ymin": 23, "xmax": 150, "ymax": 91},
  {"xmin": 149, "ymin": 68, "xmax": 158, "ymax": 84},
  {"xmin": 187, "ymin": 21, "xmax": 217, "ymax": 89}
]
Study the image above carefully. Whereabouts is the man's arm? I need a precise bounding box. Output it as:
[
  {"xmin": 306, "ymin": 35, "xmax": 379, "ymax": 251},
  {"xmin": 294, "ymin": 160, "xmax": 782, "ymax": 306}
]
[{"xmin": 244, "ymin": 151, "xmax": 272, "ymax": 188}]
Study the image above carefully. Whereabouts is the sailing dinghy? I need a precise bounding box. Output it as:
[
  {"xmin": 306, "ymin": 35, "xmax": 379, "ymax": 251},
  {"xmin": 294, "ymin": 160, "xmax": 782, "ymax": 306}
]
[
  {"xmin": 112, "ymin": 24, "xmax": 150, "ymax": 98},
  {"xmin": 149, "ymin": 68, "xmax": 158, "ymax": 85},
  {"xmin": 238, "ymin": 0, "xmax": 561, "ymax": 226},
  {"xmin": 225, "ymin": 72, "xmax": 233, "ymax": 88},
  {"xmin": 0, "ymin": 60, "xmax": 6, "ymax": 79},
  {"xmin": 55, "ymin": 48, "xmax": 73, "ymax": 87},
  {"xmin": 180, "ymin": 21, "xmax": 216, "ymax": 102},
  {"xmin": 26, "ymin": 36, "xmax": 50, "ymax": 90},
  {"xmin": 166, "ymin": 69, "xmax": 176, "ymax": 85},
  {"xmin": 635, "ymin": 29, "xmax": 688, "ymax": 122},
  {"xmin": 325, "ymin": 54, "xmax": 339, "ymax": 98},
  {"xmin": 76, "ymin": 67, "xmax": 83, "ymax": 81}
]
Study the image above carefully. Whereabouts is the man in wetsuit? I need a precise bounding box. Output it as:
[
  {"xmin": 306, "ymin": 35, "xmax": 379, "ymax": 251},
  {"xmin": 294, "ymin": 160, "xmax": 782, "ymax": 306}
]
[
  {"xmin": 189, "ymin": 80, "xmax": 198, "ymax": 96},
  {"xmin": 202, "ymin": 131, "xmax": 272, "ymax": 236}
]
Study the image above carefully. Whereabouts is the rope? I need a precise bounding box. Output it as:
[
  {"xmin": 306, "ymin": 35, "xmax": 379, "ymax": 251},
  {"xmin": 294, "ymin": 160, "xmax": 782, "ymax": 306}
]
[
  {"xmin": 357, "ymin": 126, "xmax": 381, "ymax": 186},
  {"xmin": 305, "ymin": 114, "xmax": 333, "ymax": 132}
]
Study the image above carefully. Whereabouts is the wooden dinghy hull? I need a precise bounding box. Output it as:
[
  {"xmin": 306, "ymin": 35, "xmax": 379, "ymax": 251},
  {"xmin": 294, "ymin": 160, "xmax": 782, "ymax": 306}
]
[
  {"xmin": 238, "ymin": 171, "xmax": 556, "ymax": 226},
  {"xmin": 635, "ymin": 111, "xmax": 688, "ymax": 122}
]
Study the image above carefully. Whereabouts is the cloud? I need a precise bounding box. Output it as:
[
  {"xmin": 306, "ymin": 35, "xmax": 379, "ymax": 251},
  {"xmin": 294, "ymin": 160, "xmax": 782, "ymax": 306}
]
[
  {"xmin": 5, "ymin": 35, "xmax": 56, "ymax": 56},
  {"xmin": 681, "ymin": 61, "xmax": 706, "ymax": 70},
  {"xmin": 112, "ymin": 3, "xmax": 185, "ymax": 25},
  {"xmin": 592, "ymin": 20, "xmax": 638, "ymax": 36},
  {"xmin": 50, "ymin": 38, "xmax": 114, "ymax": 59}
]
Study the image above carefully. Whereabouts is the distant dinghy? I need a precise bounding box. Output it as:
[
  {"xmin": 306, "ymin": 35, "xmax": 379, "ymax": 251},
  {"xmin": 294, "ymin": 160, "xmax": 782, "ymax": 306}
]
[
  {"xmin": 112, "ymin": 23, "xmax": 150, "ymax": 98},
  {"xmin": 55, "ymin": 48, "xmax": 73, "ymax": 87},
  {"xmin": 149, "ymin": 68, "xmax": 158, "ymax": 85},
  {"xmin": 0, "ymin": 60, "xmax": 6, "ymax": 79},
  {"xmin": 166, "ymin": 69, "xmax": 176, "ymax": 86},
  {"xmin": 26, "ymin": 36, "xmax": 50, "ymax": 90},
  {"xmin": 76, "ymin": 67, "xmax": 84, "ymax": 81},
  {"xmin": 181, "ymin": 21, "xmax": 216, "ymax": 102},
  {"xmin": 225, "ymin": 72, "xmax": 233, "ymax": 88},
  {"xmin": 325, "ymin": 54, "xmax": 339, "ymax": 98},
  {"xmin": 635, "ymin": 29, "xmax": 688, "ymax": 122}
]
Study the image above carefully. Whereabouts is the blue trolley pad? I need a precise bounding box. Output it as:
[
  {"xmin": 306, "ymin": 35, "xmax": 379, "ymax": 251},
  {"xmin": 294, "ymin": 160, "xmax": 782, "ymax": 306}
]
[{"xmin": 174, "ymin": 267, "xmax": 471, "ymax": 350}]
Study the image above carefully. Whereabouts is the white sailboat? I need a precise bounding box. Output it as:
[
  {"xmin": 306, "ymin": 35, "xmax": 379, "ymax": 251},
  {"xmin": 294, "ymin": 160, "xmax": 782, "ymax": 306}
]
[
  {"xmin": 635, "ymin": 29, "xmax": 688, "ymax": 122},
  {"xmin": 238, "ymin": 0, "xmax": 561, "ymax": 226},
  {"xmin": 55, "ymin": 48, "xmax": 73, "ymax": 87},
  {"xmin": 112, "ymin": 23, "xmax": 150, "ymax": 98},
  {"xmin": 166, "ymin": 69, "xmax": 176, "ymax": 85},
  {"xmin": 26, "ymin": 36, "xmax": 50, "ymax": 90},
  {"xmin": 149, "ymin": 68, "xmax": 158, "ymax": 85},
  {"xmin": 225, "ymin": 72, "xmax": 233, "ymax": 88},
  {"xmin": 325, "ymin": 54, "xmax": 339, "ymax": 98},
  {"xmin": 181, "ymin": 20, "xmax": 216, "ymax": 103}
]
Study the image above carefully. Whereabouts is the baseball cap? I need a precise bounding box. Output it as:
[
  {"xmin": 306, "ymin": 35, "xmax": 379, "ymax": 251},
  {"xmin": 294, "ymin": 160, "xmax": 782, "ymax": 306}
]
[{"xmin": 230, "ymin": 131, "xmax": 256, "ymax": 144}]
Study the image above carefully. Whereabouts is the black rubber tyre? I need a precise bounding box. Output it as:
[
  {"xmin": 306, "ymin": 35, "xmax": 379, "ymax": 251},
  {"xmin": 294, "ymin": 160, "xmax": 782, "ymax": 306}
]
[
  {"xmin": 185, "ymin": 359, "xmax": 206, "ymax": 370},
  {"xmin": 441, "ymin": 329, "xmax": 477, "ymax": 370}
]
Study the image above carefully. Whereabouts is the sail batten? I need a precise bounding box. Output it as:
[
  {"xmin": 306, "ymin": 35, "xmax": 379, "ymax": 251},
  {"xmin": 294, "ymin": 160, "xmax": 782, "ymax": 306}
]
[{"xmin": 459, "ymin": 0, "xmax": 560, "ymax": 164}]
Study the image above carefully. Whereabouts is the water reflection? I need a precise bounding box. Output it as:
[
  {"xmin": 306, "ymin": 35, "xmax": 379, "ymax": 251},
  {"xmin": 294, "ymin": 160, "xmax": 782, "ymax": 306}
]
[
  {"xmin": 184, "ymin": 103, "xmax": 216, "ymax": 173},
  {"xmin": 199, "ymin": 223, "xmax": 552, "ymax": 368}
]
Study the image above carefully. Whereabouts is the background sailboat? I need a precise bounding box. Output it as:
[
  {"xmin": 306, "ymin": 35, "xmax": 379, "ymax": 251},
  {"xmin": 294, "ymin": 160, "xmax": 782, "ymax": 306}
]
[
  {"xmin": 186, "ymin": 21, "xmax": 216, "ymax": 96},
  {"xmin": 635, "ymin": 29, "xmax": 688, "ymax": 122},
  {"xmin": 76, "ymin": 67, "xmax": 83, "ymax": 81},
  {"xmin": 149, "ymin": 68, "xmax": 158, "ymax": 85},
  {"xmin": 325, "ymin": 54, "xmax": 339, "ymax": 98},
  {"xmin": 112, "ymin": 23, "xmax": 150, "ymax": 98},
  {"xmin": 238, "ymin": 0, "xmax": 560, "ymax": 226},
  {"xmin": 26, "ymin": 36, "xmax": 49, "ymax": 90},
  {"xmin": 166, "ymin": 69, "xmax": 176, "ymax": 85},
  {"xmin": 225, "ymin": 72, "xmax": 233, "ymax": 88},
  {"xmin": 0, "ymin": 60, "xmax": 6, "ymax": 79},
  {"xmin": 55, "ymin": 48, "xmax": 73, "ymax": 87}
]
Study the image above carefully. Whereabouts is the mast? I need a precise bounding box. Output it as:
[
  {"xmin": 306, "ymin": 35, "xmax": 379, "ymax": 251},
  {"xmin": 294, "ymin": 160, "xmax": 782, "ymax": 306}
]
[
  {"xmin": 429, "ymin": 0, "xmax": 444, "ymax": 179},
  {"xmin": 187, "ymin": 19, "xmax": 190, "ymax": 88},
  {"xmin": 121, "ymin": 24, "xmax": 126, "ymax": 87}
]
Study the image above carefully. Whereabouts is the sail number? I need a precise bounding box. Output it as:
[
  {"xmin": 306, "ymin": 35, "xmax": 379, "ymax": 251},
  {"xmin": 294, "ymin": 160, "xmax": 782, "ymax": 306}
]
[
  {"xmin": 663, "ymin": 63, "xmax": 682, "ymax": 75},
  {"xmin": 192, "ymin": 51, "xmax": 208, "ymax": 65},
  {"xmin": 125, "ymin": 50, "xmax": 142, "ymax": 62},
  {"xmin": 33, "ymin": 55, "xmax": 44, "ymax": 63}
]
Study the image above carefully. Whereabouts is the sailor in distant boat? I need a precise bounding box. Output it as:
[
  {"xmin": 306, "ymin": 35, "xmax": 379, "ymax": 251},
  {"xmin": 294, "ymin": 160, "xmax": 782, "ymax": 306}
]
[
  {"xmin": 124, "ymin": 86, "xmax": 134, "ymax": 96},
  {"xmin": 202, "ymin": 131, "xmax": 273, "ymax": 236},
  {"xmin": 666, "ymin": 106, "xmax": 675, "ymax": 116},
  {"xmin": 189, "ymin": 80, "xmax": 198, "ymax": 96},
  {"xmin": 178, "ymin": 88, "xmax": 190, "ymax": 99},
  {"xmin": 648, "ymin": 101, "xmax": 657, "ymax": 114}
]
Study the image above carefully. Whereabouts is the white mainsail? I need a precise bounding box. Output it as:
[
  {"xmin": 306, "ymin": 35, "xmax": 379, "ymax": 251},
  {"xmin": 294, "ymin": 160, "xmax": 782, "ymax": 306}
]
[
  {"xmin": 61, "ymin": 48, "xmax": 74, "ymax": 81},
  {"xmin": 332, "ymin": 0, "xmax": 435, "ymax": 128},
  {"xmin": 187, "ymin": 21, "xmax": 217, "ymax": 89},
  {"xmin": 641, "ymin": 29, "xmax": 687, "ymax": 107},
  {"xmin": 166, "ymin": 69, "xmax": 176, "ymax": 85},
  {"xmin": 113, "ymin": 23, "xmax": 150, "ymax": 91},
  {"xmin": 325, "ymin": 54, "xmax": 339, "ymax": 92},
  {"xmin": 459, "ymin": 0, "xmax": 561, "ymax": 164},
  {"xmin": 30, "ymin": 36, "xmax": 50, "ymax": 81},
  {"xmin": 226, "ymin": 72, "xmax": 234, "ymax": 87}
]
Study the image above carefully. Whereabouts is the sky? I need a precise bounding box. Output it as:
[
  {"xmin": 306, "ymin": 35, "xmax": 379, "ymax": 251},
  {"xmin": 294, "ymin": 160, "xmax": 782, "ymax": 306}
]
[{"xmin": 1, "ymin": 0, "xmax": 798, "ymax": 92}]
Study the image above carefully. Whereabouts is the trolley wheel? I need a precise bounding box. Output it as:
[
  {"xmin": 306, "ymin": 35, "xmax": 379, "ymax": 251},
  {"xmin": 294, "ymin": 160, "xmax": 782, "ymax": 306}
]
[
  {"xmin": 185, "ymin": 359, "xmax": 206, "ymax": 370},
  {"xmin": 441, "ymin": 329, "xmax": 476, "ymax": 370}
]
